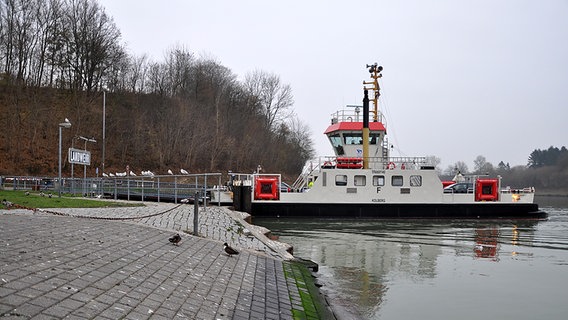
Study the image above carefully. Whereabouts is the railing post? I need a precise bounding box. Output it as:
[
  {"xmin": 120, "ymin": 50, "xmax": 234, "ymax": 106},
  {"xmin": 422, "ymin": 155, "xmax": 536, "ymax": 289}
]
[
  {"xmin": 203, "ymin": 175, "xmax": 207, "ymax": 210},
  {"xmin": 174, "ymin": 176, "xmax": 178, "ymax": 204},
  {"xmin": 157, "ymin": 176, "xmax": 161, "ymax": 202},
  {"xmin": 193, "ymin": 191, "xmax": 199, "ymax": 236}
]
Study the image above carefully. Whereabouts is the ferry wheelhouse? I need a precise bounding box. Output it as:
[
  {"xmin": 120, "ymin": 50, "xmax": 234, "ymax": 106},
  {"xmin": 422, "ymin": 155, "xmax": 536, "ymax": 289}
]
[{"xmin": 235, "ymin": 64, "xmax": 545, "ymax": 219}]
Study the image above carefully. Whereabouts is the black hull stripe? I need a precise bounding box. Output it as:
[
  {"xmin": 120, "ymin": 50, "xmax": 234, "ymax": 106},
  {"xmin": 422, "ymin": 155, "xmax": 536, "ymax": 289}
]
[{"xmin": 251, "ymin": 203, "xmax": 546, "ymax": 219}]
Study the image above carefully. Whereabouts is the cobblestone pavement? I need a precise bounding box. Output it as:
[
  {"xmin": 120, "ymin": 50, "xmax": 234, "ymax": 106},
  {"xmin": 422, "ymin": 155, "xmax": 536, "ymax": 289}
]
[
  {"xmin": 36, "ymin": 203, "xmax": 293, "ymax": 260},
  {"xmin": 0, "ymin": 204, "xmax": 327, "ymax": 319}
]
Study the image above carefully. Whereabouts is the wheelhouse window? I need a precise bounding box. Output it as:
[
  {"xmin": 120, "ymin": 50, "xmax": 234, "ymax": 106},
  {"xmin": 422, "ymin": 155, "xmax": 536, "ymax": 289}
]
[
  {"xmin": 369, "ymin": 133, "xmax": 380, "ymax": 145},
  {"xmin": 329, "ymin": 134, "xmax": 342, "ymax": 148},
  {"xmin": 345, "ymin": 133, "xmax": 363, "ymax": 145},
  {"xmin": 354, "ymin": 175, "xmax": 366, "ymax": 186},
  {"xmin": 373, "ymin": 175, "xmax": 385, "ymax": 186},
  {"xmin": 391, "ymin": 175, "xmax": 403, "ymax": 186},
  {"xmin": 335, "ymin": 175, "xmax": 348, "ymax": 186},
  {"xmin": 410, "ymin": 175, "xmax": 422, "ymax": 187}
]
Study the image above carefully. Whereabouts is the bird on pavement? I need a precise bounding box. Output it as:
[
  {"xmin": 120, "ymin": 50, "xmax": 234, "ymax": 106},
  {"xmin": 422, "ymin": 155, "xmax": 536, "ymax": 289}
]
[
  {"xmin": 169, "ymin": 233, "xmax": 181, "ymax": 246},
  {"xmin": 223, "ymin": 243, "xmax": 239, "ymax": 257}
]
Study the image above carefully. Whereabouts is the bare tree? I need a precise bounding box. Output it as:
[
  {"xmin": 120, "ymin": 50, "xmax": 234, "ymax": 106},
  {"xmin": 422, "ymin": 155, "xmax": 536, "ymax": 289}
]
[
  {"xmin": 62, "ymin": 0, "xmax": 121, "ymax": 92},
  {"xmin": 125, "ymin": 53, "xmax": 148, "ymax": 93},
  {"xmin": 244, "ymin": 70, "xmax": 293, "ymax": 129},
  {"xmin": 444, "ymin": 161, "xmax": 469, "ymax": 176},
  {"xmin": 473, "ymin": 155, "xmax": 494, "ymax": 174},
  {"xmin": 0, "ymin": 0, "xmax": 38, "ymax": 83}
]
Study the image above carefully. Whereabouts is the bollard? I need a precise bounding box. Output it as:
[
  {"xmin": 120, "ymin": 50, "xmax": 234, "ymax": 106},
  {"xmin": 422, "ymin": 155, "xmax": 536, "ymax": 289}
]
[{"xmin": 193, "ymin": 192, "xmax": 199, "ymax": 236}]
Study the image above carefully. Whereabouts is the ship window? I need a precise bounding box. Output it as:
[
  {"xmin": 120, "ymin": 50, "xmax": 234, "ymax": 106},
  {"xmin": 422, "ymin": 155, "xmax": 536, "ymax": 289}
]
[
  {"xmin": 410, "ymin": 175, "xmax": 422, "ymax": 187},
  {"xmin": 369, "ymin": 133, "xmax": 380, "ymax": 145},
  {"xmin": 329, "ymin": 134, "xmax": 342, "ymax": 148},
  {"xmin": 335, "ymin": 175, "xmax": 348, "ymax": 186},
  {"xmin": 391, "ymin": 175, "xmax": 403, "ymax": 186},
  {"xmin": 354, "ymin": 175, "xmax": 366, "ymax": 186},
  {"xmin": 372, "ymin": 175, "xmax": 385, "ymax": 186},
  {"xmin": 345, "ymin": 133, "xmax": 363, "ymax": 145}
]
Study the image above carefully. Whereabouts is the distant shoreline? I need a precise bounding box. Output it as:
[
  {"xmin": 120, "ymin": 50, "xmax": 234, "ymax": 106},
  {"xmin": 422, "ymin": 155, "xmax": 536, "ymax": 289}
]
[{"xmin": 537, "ymin": 191, "xmax": 568, "ymax": 197}]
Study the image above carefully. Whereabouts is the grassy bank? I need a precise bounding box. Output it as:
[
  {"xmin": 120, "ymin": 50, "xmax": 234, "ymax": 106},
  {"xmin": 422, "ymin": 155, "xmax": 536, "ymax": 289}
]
[
  {"xmin": 0, "ymin": 190, "xmax": 142, "ymax": 209},
  {"xmin": 283, "ymin": 261, "xmax": 336, "ymax": 320}
]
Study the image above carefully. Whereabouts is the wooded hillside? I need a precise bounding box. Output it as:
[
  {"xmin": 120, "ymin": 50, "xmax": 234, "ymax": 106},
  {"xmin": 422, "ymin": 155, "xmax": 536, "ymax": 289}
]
[
  {"xmin": 0, "ymin": 0, "xmax": 314, "ymax": 177},
  {"xmin": 0, "ymin": 0, "xmax": 566, "ymax": 195}
]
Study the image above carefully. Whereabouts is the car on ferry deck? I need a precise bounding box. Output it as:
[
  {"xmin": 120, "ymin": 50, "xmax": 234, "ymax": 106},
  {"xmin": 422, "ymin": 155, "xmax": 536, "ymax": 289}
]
[{"xmin": 443, "ymin": 182, "xmax": 474, "ymax": 194}]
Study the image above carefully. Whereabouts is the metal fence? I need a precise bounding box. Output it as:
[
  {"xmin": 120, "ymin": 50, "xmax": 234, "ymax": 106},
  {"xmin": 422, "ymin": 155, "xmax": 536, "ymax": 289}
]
[{"xmin": 0, "ymin": 173, "xmax": 225, "ymax": 204}]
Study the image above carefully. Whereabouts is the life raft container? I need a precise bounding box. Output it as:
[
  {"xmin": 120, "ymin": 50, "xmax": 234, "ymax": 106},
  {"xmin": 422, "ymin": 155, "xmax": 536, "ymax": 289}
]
[
  {"xmin": 254, "ymin": 177, "xmax": 279, "ymax": 200},
  {"xmin": 336, "ymin": 157, "xmax": 363, "ymax": 169},
  {"xmin": 475, "ymin": 179, "xmax": 499, "ymax": 201}
]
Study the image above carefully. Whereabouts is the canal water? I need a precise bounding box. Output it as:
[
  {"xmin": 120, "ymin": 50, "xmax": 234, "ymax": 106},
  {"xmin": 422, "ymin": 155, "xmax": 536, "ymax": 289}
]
[{"xmin": 254, "ymin": 196, "xmax": 568, "ymax": 320}]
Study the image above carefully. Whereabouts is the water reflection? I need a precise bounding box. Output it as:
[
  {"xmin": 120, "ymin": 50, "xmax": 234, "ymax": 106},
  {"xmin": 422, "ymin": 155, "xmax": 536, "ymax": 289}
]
[{"xmin": 254, "ymin": 215, "xmax": 565, "ymax": 319}]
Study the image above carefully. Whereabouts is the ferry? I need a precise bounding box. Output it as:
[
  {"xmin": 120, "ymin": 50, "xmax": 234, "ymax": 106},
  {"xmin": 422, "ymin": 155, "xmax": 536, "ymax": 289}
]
[{"xmin": 232, "ymin": 64, "xmax": 546, "ymax": 219}]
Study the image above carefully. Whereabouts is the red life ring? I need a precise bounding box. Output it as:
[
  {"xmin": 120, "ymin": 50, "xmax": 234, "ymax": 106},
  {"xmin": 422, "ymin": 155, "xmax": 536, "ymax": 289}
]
[
  {"xmin": 387, "ymin": 162, "xmax": 396, "ymax": 170},
  {"xmin": 322, "ymin": 161, "xmax": 334, "ymax": 169},
  {"xmin": 401, "ymin": 163, "xmax": 406, "ymax": 170}
]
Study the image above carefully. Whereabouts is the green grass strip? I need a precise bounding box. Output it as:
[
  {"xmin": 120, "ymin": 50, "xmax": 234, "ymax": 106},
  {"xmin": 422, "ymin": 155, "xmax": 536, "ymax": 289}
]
[{"xmin": 0, "ymin": 190, "xmax": 142, "ymax": 209}]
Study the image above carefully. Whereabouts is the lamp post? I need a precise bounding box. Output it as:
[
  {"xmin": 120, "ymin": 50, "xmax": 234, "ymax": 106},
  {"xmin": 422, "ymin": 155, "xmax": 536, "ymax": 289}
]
[
  {"xmin": 102, "ymin": 90, "xmax": 106, "ymax": 176},
  {"xmin": 78, "ymin": 136, "xmax": 96, "ymax": 196},
  {"xmin": 58, "ymin": 119, "xmax": 72, "ymax": 197}
]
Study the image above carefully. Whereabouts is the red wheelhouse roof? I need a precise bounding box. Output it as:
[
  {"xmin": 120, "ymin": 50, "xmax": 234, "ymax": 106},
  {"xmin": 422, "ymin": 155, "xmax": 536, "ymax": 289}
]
[{"xmin": 324, "ymin": 121, "xmax": 386, "ymax": 134}]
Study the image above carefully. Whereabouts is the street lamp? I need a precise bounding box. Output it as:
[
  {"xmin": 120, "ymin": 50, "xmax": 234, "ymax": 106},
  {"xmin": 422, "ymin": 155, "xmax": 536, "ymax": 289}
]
[
  {"xmin": 78, "ymin": 136, "xmax": 96, "ymax": 196},
  {"xmin": 102, "ymin": 90, "xmax": 106, "ymax": 176},
  {"xmin": 58, "ymin": 119, "xmax": 72, "ymax": 197}
]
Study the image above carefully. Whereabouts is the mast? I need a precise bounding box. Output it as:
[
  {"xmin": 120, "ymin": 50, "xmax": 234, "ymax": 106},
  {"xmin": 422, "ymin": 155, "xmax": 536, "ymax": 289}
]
[
  {"xmin": 362, "ymin": 63, "xmax": 383, "ymax": 169},
  {"xmin": 363, "ymin": 63, "xmax": 382, "ymax": 121},
  {"xmin": 362, "ymin": 89, "xmax": 370, "ymax": 169}
]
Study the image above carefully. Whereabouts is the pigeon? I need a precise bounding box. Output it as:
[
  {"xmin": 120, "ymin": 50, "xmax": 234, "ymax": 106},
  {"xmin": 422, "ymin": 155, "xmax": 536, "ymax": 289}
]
[
  {"xmin": 223, "ymin": 243, "xmax": 239, "ymax": 257},
  {"xmin": 2, "ymin": 199, "xmax": 13, "ymax": 208},
  {"xmin": 169, "ymin": 233, "xmax": 181, "ymax": 246}
]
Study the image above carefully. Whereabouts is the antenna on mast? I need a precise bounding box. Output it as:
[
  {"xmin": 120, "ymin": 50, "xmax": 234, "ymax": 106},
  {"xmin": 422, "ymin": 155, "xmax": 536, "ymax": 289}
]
[{"xmin": 363, "ymin": 63, "xmax": 383, "ymax": 122}]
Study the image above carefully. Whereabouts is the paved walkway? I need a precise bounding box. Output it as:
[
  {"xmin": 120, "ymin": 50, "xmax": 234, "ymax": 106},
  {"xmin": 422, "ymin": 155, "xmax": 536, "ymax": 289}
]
[{"xmin": 0, "ymin": 203, "xmax": 332, "ymax": 319}]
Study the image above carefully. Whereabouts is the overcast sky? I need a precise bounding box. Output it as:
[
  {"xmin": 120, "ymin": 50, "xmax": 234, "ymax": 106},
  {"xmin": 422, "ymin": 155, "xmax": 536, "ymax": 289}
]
[{"xmin": 99, "ymin": 0, "xmax": 568, "ymax": 170}]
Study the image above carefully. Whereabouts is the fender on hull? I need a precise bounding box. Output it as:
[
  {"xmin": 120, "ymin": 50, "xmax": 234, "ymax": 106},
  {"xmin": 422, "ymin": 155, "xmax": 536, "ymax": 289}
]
[{"xmin": 250, "ymin": 202, "xmax": 546, "ymax": 219}]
